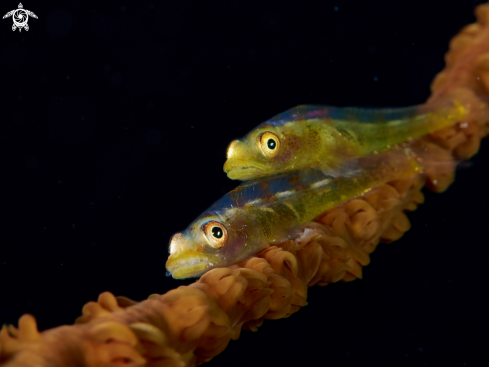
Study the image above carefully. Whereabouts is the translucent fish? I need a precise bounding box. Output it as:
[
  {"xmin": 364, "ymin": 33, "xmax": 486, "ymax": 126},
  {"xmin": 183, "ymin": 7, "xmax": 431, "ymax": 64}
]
[
  {"xmin": 167, "ymin": 148, "xmax": 422, "ymax": 279},
  {"xmin": 224, "ymin": 98, "xmax": 469, "ymax": 180}
]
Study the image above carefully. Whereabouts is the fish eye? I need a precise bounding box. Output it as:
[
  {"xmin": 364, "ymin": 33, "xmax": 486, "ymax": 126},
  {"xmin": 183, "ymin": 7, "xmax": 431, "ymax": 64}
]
[
  {"xmin": 201, "ymin": 220, "xmax": 228, "ymax": 249},
  {"xmin": 258, "ymin": 132, "xmax": 280, "ymax": 158}
]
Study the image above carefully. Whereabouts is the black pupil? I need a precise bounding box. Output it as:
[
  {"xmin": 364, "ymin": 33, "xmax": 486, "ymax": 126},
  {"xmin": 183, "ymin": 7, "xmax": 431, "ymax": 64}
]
[
  {"xmin": 211, "ymin": 226, "xmax": 223, "ymax": 238},
  {"xmin": 267, "ymin": 139, "xmax": 276, "ymax": 150}
]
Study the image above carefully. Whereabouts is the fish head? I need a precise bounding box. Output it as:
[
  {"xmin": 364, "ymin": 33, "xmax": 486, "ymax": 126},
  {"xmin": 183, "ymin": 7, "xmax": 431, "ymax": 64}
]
[
  {"xmin": 224, "ymin": 123, "xmax": 305, "ymax": 180},
  {"xmin": 166, "ymin": 210, "xmax": 256, "ymax": 279}
]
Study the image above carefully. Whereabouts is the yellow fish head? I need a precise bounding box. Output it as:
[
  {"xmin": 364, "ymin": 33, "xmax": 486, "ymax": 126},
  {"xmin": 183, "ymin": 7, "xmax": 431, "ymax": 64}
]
[
  {"xmin": 224, "ymin": 125, "xmax": 304, "ymax": 180},
  {"xmin": 166, "ymin": 212, "xmax": 257, "ymax": 279}
]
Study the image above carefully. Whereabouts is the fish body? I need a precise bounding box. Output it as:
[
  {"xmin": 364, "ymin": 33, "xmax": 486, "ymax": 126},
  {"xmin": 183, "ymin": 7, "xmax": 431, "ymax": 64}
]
[
  {"xmin": 224, "ymin": 99, "xmax": 468, "ymax": 180},
  {"xmin": 167, "ymin": 148, "xmax": 422, "ymax": 279}
]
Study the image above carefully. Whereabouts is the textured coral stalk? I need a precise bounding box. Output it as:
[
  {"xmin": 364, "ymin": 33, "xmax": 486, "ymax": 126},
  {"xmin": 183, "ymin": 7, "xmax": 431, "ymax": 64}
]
[{"xmin": 2, "ymin": 4, "xmax": 489, "ymax": 367}]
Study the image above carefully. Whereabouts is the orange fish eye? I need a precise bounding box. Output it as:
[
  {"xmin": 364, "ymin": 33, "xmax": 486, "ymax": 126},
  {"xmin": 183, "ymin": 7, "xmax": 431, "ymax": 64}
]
[
  {"xmin": 258, "ymin": 131, "xmax": 280, "ymax": 158},
  {"xmin": 201, "ymin": 220, "xmax": 228, "ymax": 249}
]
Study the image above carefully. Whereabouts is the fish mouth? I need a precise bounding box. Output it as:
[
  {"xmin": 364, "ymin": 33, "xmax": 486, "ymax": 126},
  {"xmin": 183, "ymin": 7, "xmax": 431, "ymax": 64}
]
[
  {"xmin": 224, "ymin": 160, "xmax": 264, "ymax": 180},
  {"xmin": 166, "ymin": 252, "xmax": 215, "ymax": 279}
]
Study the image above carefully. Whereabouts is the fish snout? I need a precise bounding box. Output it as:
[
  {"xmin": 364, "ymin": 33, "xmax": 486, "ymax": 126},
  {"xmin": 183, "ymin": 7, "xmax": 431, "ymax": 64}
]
[
  {"xmin": 169, "ymin": 232, "xmax": 184, "ymax": 254},
  {"xmin": 223, "ymin": 159, "xmax": 234, "ymax": 174},
  {"xmin": 166, "ymin": 232, "xmax": 217, "ymax": 278},
  {"xmin": 226, "ymin": 139, "xmax": 240, "ymax": 159},
  {"xmin": 223, "ymin": 139, "xmax": 253, "ymax": 174},
  {"xmin": 224, "ymin": 140, "xmax": 242, "ymax": 174}
]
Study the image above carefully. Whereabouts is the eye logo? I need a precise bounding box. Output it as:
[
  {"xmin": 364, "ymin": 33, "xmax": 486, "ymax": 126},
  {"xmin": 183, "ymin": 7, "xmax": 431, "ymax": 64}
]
[{"xmin": 3, "ymin": 3, "xmax": 38, "ymax": 32}]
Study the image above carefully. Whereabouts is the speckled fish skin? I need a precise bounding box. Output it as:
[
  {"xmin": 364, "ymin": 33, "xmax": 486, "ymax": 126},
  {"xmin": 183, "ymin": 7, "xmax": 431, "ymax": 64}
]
[
  {"xmin": 167, "ymin": 148, "xmax": 421, "ymax": 279},
  {"xmin": 224, "ymin": 98, "xmax": 468, "ymax": 180}
]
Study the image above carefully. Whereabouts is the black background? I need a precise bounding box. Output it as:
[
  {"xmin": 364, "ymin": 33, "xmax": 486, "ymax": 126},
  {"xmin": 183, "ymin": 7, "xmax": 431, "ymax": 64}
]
[{"xmin": 0, "ymin": 0, "xmax": 488, "ymax": 366}]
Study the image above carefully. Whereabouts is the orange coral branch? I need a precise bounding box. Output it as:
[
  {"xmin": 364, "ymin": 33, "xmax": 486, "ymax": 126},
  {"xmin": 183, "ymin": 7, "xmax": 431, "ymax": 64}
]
[{"xmin": 2, "ymin": 4, "xmax": 489, "ymax": 367}]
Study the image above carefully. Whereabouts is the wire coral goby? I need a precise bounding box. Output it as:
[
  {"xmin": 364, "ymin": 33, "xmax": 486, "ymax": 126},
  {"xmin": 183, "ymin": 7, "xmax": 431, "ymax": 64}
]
[
  {"xmin": 167, "ymin": 148, "xmax": 422, "ymax": 279},
  {"xmin": 223, "ymin": 99, "xmax": 469, "ymax": 180}
]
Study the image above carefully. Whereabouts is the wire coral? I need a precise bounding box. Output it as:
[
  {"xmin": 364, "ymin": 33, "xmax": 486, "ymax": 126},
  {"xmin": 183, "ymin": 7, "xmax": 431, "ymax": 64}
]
[{"xmin": 1, "ymin": 4, "xmax": 489, "ymax": 367}]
